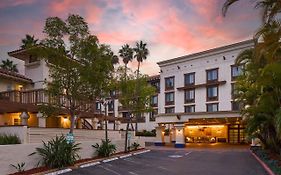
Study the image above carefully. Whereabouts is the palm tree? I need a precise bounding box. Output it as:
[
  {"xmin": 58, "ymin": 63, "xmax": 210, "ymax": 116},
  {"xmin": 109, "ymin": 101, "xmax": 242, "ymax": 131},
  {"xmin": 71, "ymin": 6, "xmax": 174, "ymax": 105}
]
[
  {"xmin": 0, "ymin": 59, "xmax": 18, "ymax": 72},
  {"xmin": 222, "ymin": 0, "xmax": 281, "ymax": 24},
  {"xmin": 133, "ymin": 41, "xmax": 149, "ymax": 76},
  {"xmin": 119, "ymin": 44, "xmax": 134, "ymax": 78},
  {"xmin": 21, "ymin": 34, "xmax": 38, "ymax": 49},
  {"xmin": 133, "ymin": 41, "xmax": 149, "ymax": 131}
]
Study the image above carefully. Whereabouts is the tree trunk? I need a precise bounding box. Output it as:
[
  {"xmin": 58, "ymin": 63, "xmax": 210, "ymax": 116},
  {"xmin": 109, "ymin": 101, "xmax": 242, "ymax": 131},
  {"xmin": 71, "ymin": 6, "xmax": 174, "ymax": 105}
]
[
  {"xmin": 69, "ymin": 111, "xmax": 75, "ymax": 134},
  {"xmin": 124, "ymin": 115, "xmax": 130, "ymax": 152},
  {"xmin": 135, "ymin": 61, "xmax": 141, "ymax": 132},
  {"xmin": 105, "ymin": 102, "xmax": 108, "ymax": 141}
]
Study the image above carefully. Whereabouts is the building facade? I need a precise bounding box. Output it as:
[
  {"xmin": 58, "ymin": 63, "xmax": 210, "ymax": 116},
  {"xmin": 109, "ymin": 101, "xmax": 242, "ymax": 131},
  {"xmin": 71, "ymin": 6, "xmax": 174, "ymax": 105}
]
[
  {"xmin": 155, "ymin": 40, "xmax": 253, "ymax": 147},
  {"xmin": 0, "ymin": 48, "xmax": 158, "ymax": 131}
]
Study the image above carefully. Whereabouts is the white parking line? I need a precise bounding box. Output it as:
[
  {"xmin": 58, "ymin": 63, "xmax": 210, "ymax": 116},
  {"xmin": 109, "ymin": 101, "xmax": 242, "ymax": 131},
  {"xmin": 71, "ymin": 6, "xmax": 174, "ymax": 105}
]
[
  {"xmin": 98, "ymin": 165, "xmax": 122, "ymax": 175},
  {"xmin": 44, "ymin": 168, "xmax": 72, "ymax": 175},
  {"xmin": 129, "ymin": 171, "xmax": 139, "ymax": 175},
  {"xmin": 102, "ymin": 157, "xmax": 118, "ymax": 163},
  {"xmin": 119, "ymin": 154, "xmax": 132, "ymax": 159},
  {"xmin": 158, "ymin": 166, "xmax": 169, "ymax": 171},
  {"xmin": 185, "ymin": 151, "xmax": 192, "ymax": 156},
  {"xmin": 80, "ymin": 161, "xmax": 101, "ymax": 168},
  {"xmin": 132, "ymin": 149, "xmax": 151, "ymax": 155}
]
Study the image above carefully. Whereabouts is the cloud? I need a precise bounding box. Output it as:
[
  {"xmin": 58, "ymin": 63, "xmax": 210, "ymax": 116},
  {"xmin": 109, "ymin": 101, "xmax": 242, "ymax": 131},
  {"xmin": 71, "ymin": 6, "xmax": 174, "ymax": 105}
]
[{"xmin": 0, "ymin": 0, "xmax": 35, "ymax": 8}]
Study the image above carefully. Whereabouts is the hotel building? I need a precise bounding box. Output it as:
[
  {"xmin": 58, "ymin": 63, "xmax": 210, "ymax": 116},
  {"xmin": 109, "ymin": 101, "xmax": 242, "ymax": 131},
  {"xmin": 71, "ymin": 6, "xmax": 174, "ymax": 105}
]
[{"xmin": 154, "ymin": 40, "xmax": 253, "ymax": 147}]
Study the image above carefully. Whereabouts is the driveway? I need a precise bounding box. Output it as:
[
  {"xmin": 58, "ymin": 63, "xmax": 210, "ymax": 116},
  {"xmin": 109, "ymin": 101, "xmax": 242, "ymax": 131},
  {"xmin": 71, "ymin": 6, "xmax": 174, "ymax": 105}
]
[{"xmin": 66, "ymin": 145, "xmax": 267, "ymax": 175}]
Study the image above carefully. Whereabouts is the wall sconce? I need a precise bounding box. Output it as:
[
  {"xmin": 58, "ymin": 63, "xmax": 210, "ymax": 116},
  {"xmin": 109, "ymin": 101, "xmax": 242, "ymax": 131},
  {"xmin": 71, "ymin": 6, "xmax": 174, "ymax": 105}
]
[
  {"xmin": 177, "ymin": 66, "xmax": 180, "ymax": 69},
  {"xmin": 63, "ymin": 117, "xmax": 68, "ymax": 123}
]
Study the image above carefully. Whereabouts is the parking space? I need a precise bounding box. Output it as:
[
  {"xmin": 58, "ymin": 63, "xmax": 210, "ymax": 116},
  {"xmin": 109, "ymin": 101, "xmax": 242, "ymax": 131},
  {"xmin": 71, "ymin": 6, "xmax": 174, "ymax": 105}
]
[{"xmin": 66, "ymin": 148, "xmax": 267, "ymax": 175}]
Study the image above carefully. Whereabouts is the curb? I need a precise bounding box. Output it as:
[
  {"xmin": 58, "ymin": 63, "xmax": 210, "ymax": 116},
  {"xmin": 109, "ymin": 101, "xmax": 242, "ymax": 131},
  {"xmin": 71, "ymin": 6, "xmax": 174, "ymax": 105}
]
[
  {"xmin": 250, "ymin": 150, "xmax": 275, "ymax": 175},
  {"xmin": 78, "ymin": 149, "xmax": 151, "ymax": 169},
  {"xmin": 44, "ymin": 168, "xmax": 72, "ymax": 175}
]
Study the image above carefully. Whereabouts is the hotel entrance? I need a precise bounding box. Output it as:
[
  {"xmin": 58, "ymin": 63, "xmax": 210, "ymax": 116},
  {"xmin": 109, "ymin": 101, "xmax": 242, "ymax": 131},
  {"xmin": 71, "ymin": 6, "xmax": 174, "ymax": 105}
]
[{"xmin": 184, "ymin": 125, "xmax": 228, "ymax": 143}]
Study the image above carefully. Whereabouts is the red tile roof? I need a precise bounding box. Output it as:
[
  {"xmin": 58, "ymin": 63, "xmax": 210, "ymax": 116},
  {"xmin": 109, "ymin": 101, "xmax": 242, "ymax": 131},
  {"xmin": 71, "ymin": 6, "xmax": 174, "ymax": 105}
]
[{"xmin": 0, "ymin": 68, "xmax": 32, "ymax": 83}]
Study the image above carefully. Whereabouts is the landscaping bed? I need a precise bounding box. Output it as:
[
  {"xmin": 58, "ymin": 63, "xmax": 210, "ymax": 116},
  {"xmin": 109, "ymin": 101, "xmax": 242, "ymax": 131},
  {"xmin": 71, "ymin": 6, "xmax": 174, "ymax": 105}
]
[
  {"xmin": 8, "ymin": 148, "xmax": 145, "ymax": 175},
  {"xmin": 250, "ymin": 146, "xmax": 281, "ymax": 175}
]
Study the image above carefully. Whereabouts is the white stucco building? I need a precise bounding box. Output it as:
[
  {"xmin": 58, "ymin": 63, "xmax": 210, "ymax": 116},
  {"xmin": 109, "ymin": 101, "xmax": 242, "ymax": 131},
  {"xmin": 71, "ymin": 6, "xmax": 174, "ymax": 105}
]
[{"xmin": 154, "ymin": 40, "xmax": 253, "ymax": 147}]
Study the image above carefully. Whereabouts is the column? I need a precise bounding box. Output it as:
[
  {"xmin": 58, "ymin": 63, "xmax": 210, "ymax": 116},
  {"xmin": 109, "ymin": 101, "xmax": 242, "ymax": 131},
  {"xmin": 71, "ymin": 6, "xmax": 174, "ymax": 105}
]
[
  {"xmin": 37, "ymin": 112, "xmax": 46, "ymax": 127},
  {"xmin": 170, "ymin": 127, "xmax": 176, "ymax": 143},
  {"xmin": 20, "ymin": 111, "xmax": 30, "ymax": 126},
  {"xmin": 154, "ymin": 125, "xmax": 165, "ymax": 146},
  {"xmin": 92, "ymin": 118, "xmax": 99, "ymax": 129},
  {"xmin": 174, "ymin": 124, "xmax": 185, "ymax": 148},
  {"xmin": 115, "ymin": 120, "xmax": 121, "ymax": 130}
]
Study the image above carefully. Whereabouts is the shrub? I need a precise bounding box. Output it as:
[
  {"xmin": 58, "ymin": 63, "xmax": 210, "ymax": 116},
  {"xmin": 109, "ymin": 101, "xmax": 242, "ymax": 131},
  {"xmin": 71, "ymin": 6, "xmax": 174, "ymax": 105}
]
[
  {"xmin": 136, "ymin": 130, "xmax": 156, "ymax": 137},
  {"xmin": 92, "ymin": 139, "xmax": 116, "ymax": 157},
  {"xmin": 130, "ymin": 142, "xmax": 140, "ymax": 151},
  {"xmin": 0, "ymin": 134, "xmax": 21, "ymax": 145},
  {"xmin": 10, "ymin": 162, "xmax": 25, "ymax": 172},
  {"xmin": 30, "ymin": 135, "xmax": 81, "ymax": 168}
]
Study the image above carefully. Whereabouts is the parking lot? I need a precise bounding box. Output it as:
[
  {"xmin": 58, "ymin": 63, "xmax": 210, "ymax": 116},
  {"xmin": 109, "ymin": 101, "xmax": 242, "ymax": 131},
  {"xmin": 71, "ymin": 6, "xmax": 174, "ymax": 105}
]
[{"xmin": 66, "ymin": 146, "xmax": 267, "ymax": 175}]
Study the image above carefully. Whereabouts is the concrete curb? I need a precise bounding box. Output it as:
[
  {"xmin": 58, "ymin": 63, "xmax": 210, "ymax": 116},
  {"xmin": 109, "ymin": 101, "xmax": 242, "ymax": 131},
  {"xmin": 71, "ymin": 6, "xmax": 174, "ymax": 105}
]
[
  {"xmin": 250, "ymin": 150, "xmax": 275, "ymax": 175},
  {"xmin": 44, "ymin": 168, "xmax": 72, "ymax": 175},
  {"xmin": 78, "ymin": 149, "xmax": 151, "ymax": 169}
]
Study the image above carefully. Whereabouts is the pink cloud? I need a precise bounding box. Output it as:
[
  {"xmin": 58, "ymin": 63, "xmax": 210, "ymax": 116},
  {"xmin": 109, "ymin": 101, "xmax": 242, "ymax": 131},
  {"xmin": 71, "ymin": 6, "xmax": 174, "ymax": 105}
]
[
  {"xmin": 0, "ymin": 0, "xmax": 35, "ymax": 8},
  {"xmin": 97, "ymin": 31, "xmax": 140, "ymax": 45}
]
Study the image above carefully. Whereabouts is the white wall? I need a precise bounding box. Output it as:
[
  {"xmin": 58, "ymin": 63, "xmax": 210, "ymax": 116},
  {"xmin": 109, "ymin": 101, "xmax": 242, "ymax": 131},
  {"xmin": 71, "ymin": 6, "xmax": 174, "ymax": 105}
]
[
  {"xmin": 158, "ymin": 41, "xmax": 253, "ymax": 115},
  {"xmin": 0, "ymin": 138, "xmax": 144, "ymax": 175}
]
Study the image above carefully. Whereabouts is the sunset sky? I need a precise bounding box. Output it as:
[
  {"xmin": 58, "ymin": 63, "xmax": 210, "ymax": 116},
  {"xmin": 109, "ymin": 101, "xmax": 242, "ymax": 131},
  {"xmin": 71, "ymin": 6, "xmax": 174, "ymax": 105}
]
[{"xmin": 0, "ymin": 0, "xmax": 261, "ymax": 75}]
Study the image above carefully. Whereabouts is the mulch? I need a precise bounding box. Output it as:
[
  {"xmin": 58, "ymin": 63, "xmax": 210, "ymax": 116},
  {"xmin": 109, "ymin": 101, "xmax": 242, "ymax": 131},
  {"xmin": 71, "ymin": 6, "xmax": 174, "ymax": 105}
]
[{"xmin": 9, "ymin": 148, "xmax": 145, "ymax": 175}]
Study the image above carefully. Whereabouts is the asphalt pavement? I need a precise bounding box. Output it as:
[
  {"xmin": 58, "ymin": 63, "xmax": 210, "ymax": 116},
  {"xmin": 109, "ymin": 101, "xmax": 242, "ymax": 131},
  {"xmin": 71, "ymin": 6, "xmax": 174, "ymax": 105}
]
[{"xmin": 66, "ymin": 145, "xmax": 268, "ymax": 175}]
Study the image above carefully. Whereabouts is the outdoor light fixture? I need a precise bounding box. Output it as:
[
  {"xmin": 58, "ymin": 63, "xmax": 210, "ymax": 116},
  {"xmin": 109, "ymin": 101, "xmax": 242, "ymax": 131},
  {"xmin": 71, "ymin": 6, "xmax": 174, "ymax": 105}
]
[
  {"xmin": 63, "ymin": 117, "xmax": 68, "ymax": 122},
  {"xmin": 177, "ymin": 66, "xmax": 180, "ymax": 69}
]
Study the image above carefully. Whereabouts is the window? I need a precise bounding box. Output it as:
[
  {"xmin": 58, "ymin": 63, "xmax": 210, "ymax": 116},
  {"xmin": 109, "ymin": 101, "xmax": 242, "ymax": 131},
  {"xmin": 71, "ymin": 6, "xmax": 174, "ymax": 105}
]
[
  {"xmin": 165, "ymin": 92, "xmax": 174, "ymax": 105},
  {"xmin": 108, "ymin": 101, "xmax": 114, "ymax": 111},
  {"xmin": 231, "ymin": 83, "xmax": 238, "ymax": 100},
  {"xmin": 232, "ymin": 101, "xmax": 241, "ymax": 111},
  {"xmin": 185, "ymin": 89, "xmax": 195, "ymax": 103},
  {"xmin": 165, "ymin": 107, "xmax": 175, "ymax": 114},
  {"xmin": 151, "ymin": 95, "xmax": 158, "ymax": 107},
  {"xmin": 165, "ymin": 76, "xmax": 174, "ymax": 90},
  {"xmin": 96, "ymin": 102, "xmax": 101, "ymax": 110},
  {"xmin": 7, "ymin": 84, "xmax": 12, "ymax": 91},
  {"xmin": 185, "ymin": 105, "xmax": 195, "ymax": 113},
  {"xmin": 231, "ymin": 65, "xmax": 243, "ymax": 80},
  {"xmin": 149, "ymin": 109, "xmax": 158, "ymax": 121},
  {"xmin": 207, "ymin": 68, "xmax": 218, "ymax": 82},
  {"xmin": 151, "ymin": 81, "xmax": 160, "ymax": 92},
  {"xmin": 184, "ymin": 73, "xmax": 195, "ymax": 86},
  {"xmin": 207, "ymin": 86, "xmax": 218, "ymax": 101},
  {"xmin": 122, "ymin": 112, "xmax": 129, "ymax": 118},
  {"xmin": 207, "ymin": 103, "xmax": 219, "ymax": 112}
]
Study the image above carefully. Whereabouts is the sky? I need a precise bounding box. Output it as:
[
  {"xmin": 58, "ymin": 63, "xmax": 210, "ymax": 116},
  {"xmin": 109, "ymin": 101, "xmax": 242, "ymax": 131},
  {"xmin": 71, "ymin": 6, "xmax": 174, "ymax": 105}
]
[{"xmin": 0, "ymin": 0, "xmax": 261, "ymax": 75}]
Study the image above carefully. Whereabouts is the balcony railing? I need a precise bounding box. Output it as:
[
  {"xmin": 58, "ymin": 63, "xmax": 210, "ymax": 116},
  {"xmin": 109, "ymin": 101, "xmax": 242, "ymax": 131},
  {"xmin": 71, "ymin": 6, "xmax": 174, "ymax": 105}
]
[{"xmin": 0, "ymin": 89, "xmax": 93, "ymax": 112}]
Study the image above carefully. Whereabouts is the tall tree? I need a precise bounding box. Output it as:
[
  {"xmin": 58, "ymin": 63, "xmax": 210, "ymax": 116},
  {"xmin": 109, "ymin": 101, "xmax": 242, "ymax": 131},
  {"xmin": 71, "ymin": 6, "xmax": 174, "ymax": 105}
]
[
  {"xmin": 35, "ymin": 14, "xmax": 116, "ymax": 135},
  {"xmin": 21, "ymin": 34, "xmax": 38, "ymax": 49},
  {"xmin": 133, "ymin": 40, "xmax": 149, "ymax": 131},
  {"xmin": 116, "ymin": 67, "xmax": 155, "ymax": 152},
  {"xmin": 222, "ymin": 0, "xmax": 281, "ymax": 24},
  {"xmin": 119, "ymin": 44, "xmax": 133, "ymax": 80},
  {"xmin": 0, "ymin": 59, "xmax": 18, "ymax": 72},
  {"xmin": 223, "ymin": 0, "xmax": 281, "ymax": 153}
]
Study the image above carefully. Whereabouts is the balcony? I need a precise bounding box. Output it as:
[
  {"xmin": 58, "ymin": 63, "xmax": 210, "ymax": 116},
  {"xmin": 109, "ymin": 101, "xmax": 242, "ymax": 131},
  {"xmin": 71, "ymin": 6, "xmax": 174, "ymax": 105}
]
[{"xmin": 0, "ymin": 89, "xmax": 94, "ymax": 113}]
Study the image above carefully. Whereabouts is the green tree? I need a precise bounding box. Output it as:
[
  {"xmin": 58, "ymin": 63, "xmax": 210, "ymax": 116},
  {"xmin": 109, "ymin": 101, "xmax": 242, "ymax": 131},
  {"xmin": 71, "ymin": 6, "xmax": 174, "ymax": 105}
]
[
  {"xmin": 223, "ymin": 0, "xmax": 281, "ymax": 153},
  {"xmin": 116, "ymin": 67, "xmax": 155, "ymax": 152},
  {"xmin": 119, "ymin": 44, "xmax": 134, "ymax": 80},
  {"xmin": 222, "ymin": 0, "xmax": 281, "ymax": 24},
  {"xmin": 0, "ymin": 59, "xmax": 18, "ymax": 72},
  {"xmin": 133, "ymin": 40, "xmax": 149, "ymax": 131},
  {"xmin": 21, "ymin": 34, "xmax": 38, "ymax": 49},
  {"xmin": 34, "ymin": 14, "xmax": 117, "ymax": 135}
]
